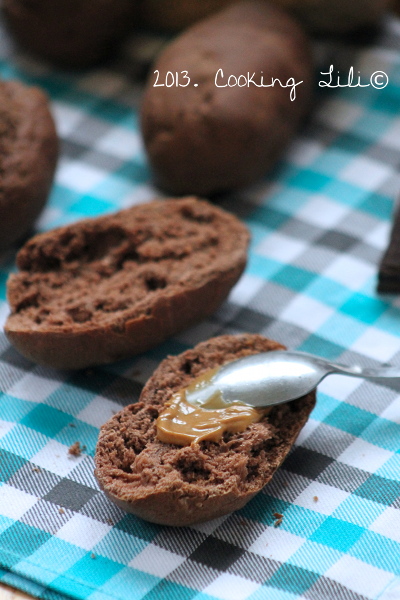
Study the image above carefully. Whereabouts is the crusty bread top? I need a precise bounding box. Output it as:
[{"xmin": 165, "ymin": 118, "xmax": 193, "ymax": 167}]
[
  {"xmin": 6, "ymin": 198, "xmax": 249, "ymax": 335},
  {"xmin": 95, "ymin": 334, "xmax": 316, "ymax": 525}
]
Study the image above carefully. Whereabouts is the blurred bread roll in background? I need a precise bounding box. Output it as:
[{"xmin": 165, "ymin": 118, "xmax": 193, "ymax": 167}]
[
  {"xmin": 137, "ymin": 0, "xmax": 234, "ymax": 32},
  {"xmin": 138, "ymin": 0, "xmax": 389, "ymax": 34},
  {"xmin": 274, "ymin": 0, "xmax": 390, "ymax": 34},
  {"xmin": 2, "ymin": 0, "xmax": 137, "ymax": 68},
  {"xmin": 141, "ymin": 0, "xmax": 313, "ymax": 196}
]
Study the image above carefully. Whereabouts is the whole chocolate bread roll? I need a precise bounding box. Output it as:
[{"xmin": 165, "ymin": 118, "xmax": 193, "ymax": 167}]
[
  {"xmin": 137, "ymin": 0, "xmax": 233, "ymax": 32},
  {"xmin": 2, "ymin": 0, "xmax": 136, "ymax": 68},
  {"xmin": 95, "ymin": 334, "xmax": 316, "ymax": 526},
  {"xmin": 273, "ymin": 0, "xmax": 389, "ymax": 34},
  {"xmin": 141, "ymin": 0, "xmax": 313, "ymax": 196},
  {"xmin": 0, "ymin": 80, "xmax": 58, "ymax": 252},
  {"xmin": 138, "ymin": 0, "xmax": 388, "ymax": 34}
]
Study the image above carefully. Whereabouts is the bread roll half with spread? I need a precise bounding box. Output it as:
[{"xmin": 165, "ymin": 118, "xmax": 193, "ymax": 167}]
[{"xmin": 95, "ymin": 334, "xmax": 316, "ymax": 526}]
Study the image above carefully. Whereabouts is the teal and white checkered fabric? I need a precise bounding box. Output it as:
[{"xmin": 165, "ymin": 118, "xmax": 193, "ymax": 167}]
[{"xmin": 0, "ymin": 13, "xmax": 400, "ymax": 600}]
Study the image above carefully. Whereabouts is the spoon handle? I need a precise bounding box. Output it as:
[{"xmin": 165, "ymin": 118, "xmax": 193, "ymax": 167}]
[{"xmin": 332, "ymin": 364, "xmax": 400, "ymax": 379}]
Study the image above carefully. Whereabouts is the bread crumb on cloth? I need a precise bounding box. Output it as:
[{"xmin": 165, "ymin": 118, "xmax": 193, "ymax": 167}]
[{"xmin": 68, "ymin": 441, "xmax": 85, "ymax": 456}]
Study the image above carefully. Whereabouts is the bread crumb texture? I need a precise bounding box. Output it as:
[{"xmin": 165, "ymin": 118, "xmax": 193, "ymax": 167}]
[{"xmin": 95, "ymin": 334, "xmax": 316, "ymax": 526}]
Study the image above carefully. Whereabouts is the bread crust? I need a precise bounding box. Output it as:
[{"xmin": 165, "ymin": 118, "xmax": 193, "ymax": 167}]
[
  {"xmin": 0, "ymin": 80, "xmax": 58, "ymax": 251},
  {"xmin": 5, "ymin": 198, "xmax": 249, "ymax": 369},
  {"xmin": 95, "ymin": 334, "xmax": 316, "ymax": 526}
]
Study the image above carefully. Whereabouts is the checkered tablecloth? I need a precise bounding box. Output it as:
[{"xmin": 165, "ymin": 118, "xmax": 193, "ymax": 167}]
[{"xmin": 0, "ymin": 11, "xmax": 400, "ymax": 600}]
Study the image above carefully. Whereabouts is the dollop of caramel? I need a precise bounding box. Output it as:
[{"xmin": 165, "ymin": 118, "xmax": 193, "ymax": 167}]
[{"xmin": 156, "ymin": 366, "xmax": 268, "ymax": 446}]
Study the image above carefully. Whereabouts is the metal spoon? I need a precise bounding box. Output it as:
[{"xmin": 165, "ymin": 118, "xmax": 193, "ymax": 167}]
[{"xmin": 186, "ymin": 350, "xmax": 400, "ymax": 409}]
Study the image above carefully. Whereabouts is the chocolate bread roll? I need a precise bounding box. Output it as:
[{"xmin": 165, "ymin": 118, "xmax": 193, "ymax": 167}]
[
  {"xmin": 95, "ymin": 334, "xmax": 316, "ymax": 526},
  {"xmin": 2, "ymin": 0, "xmax": 136, "ymax": 68},
  {"xmin": 273, "ymin": 0, "xmax": 389, "ymax": 34},
  {"xmin": 137, "ymin": 0, "xmax": 233, "ymax": 32},
  {"xmin": 5, "ymin": 198, "xmax": 249, "ymax": 369},
  {"xmin": 0, "ymin": 79, "xmax": 58, "ymax": 252},
  {"xmin": 141, "ymin": 0, "xmax": 313, "ymax": 196},
  {"xmin": 138, "ymin": 0, "xmax": 388, "ymax": 34}
]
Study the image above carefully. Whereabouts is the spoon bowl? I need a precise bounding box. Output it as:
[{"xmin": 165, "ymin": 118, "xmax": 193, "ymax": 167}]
[{"xmin": 186, "ymin": 350, "xmax": 400, "ymax": 409}]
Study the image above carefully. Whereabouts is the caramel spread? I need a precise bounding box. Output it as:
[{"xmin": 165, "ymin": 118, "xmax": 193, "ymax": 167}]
[{"xmin": 156, "ymin": 367, "xmax": 268, "ymax": 446}]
